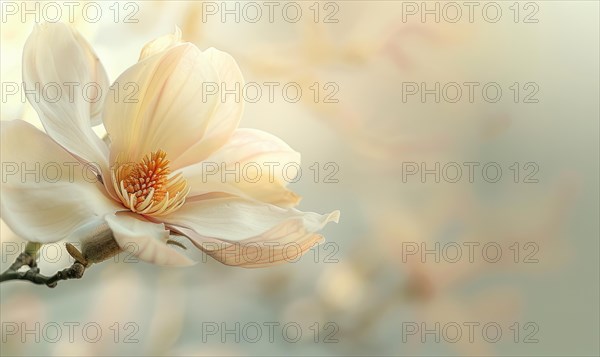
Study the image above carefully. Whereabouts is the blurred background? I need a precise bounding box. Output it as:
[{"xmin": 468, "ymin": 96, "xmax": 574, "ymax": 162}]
[{"xmin": 1, "ymin": 1, "xmax": 598, "ymax": 356}]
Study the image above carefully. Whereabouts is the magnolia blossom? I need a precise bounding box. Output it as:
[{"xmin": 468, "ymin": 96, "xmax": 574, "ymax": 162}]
[{"xmin": 0, "ymin": 23, "xmax": 339, "ymax": 267}]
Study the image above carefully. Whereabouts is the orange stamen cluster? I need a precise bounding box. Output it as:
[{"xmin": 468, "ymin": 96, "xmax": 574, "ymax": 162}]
[{"xmin": 112, "ymin": 150, "xmax": 189, "ymax": 216}]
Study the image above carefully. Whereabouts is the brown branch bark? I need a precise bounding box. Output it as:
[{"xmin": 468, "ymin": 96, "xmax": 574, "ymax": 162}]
[{"xmin": 0, "ymin": 249, "xmax": 87, "ymax": 288}]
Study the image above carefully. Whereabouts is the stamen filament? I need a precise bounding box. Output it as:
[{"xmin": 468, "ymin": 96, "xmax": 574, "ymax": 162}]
[{"xmin": 112, "ymin": 150, "xmax": 189, "ymax": 216}]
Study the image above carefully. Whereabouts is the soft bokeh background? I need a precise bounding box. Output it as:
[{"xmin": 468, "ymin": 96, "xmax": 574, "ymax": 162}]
[{"xmin": 1, "ymin": 1, "xmax": 598, "ymax": 356}]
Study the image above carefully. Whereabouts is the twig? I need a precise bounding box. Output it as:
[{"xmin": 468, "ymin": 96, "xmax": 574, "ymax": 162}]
[{"xmin": 0, "ymin": 248, "xmax": 87, "ymax": 288}]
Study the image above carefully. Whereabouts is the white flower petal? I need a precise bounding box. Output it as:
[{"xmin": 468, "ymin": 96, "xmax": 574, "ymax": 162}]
[
  {"xmin": 105, "ymin": 212, "xmax": 194, "ymax": 266},
  {"xmin": 70, "ymin": 28, "xmax": 110, "ymax": 126},
  {"xmin": 138, "ymin": 27, "xmax": 182, "ymax": 61},
  {"xmin": 22, "ymin": 23, "xmax": 109, "ymax": 171},
  {"xmin": 180, "ymin": 128, "xmax": 301, "ymax": 207},
  {"xmin": 104, "ymin": 45, "xmax": 243, "ymax": 168},
  {"xmin": 161, "ymin": 197, "xmax": 340, "ymax": 267},
  {"xmin": 0, "ymin": 120, "xmax": 119, "ymax": 243},
  {"xmin": 171, "ymin": 48, "xmax": 246, "ymax": 170}
]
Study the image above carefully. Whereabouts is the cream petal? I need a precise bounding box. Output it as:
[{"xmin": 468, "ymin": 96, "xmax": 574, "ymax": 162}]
[
  {"xmin": 104, "ymin": 45, "xmax": 243, "ymax": 169},
  {"xmin": 69, "ymin": 27, "xmax": 110, "ymax": 126},
  {"xmin": 0, "ymin": 120, "xmax": 120, "ymax": 243},
  {"xmin": 161, "ymin": 197, "xmax": 340, "ymax": 267},
  {"xmin": 105, "ymin": 212, "xmax": 194, "ymax": 266},
  {"xmin": 22, "ymin": 23, "xmax": 109, "ymax": 172},
  {"xmin": 138, "ymin": 27, "xmax": 182, "ymax": 61},
  {"xmin": 180, "ymin": 128, "xmax": 301, "ymax": 207},
  {"xmin": 169, "ymin": 48, "xmax": 245, "ymax": 170}
]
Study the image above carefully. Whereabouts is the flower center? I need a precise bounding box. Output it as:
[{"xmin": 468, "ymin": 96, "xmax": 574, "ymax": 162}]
[{"xmin": 111, "ymin": 150, "xmax": 189, "ymax": 216}]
